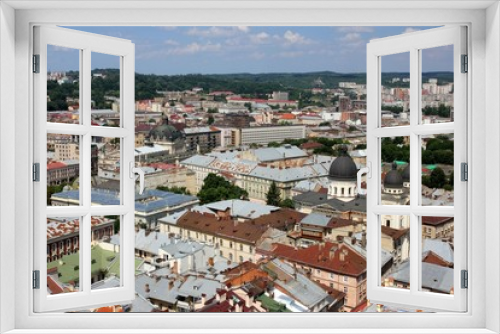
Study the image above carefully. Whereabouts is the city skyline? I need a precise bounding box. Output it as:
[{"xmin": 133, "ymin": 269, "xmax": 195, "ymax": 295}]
[{"xmin": 47, "ymin": 26, "xmax": 452, "ymax": 75}]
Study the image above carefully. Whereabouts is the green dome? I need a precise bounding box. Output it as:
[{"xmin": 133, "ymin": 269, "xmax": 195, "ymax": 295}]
[{"xmin": 149, "ymin": 117, "xmax": 184, "ymax": 141}]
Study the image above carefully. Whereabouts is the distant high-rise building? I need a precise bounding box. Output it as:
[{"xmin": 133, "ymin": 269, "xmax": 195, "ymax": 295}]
[
  {"xmin": 272, "ymin": 91, "xmax": 289, "ymax": 101},
  {"xmin": 339, "ymin": 96, "xmax": 351, "ymax": 113}
]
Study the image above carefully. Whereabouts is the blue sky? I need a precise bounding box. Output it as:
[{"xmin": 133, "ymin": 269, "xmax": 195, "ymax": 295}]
[{"xmin": 48, "ymin": 26, "xmax": 452, "ymax": 75}]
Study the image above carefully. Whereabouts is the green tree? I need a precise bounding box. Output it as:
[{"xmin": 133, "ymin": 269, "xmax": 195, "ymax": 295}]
[
  {"xmin": 156, "ymin": 186, "xmax": 190, "ymax": 195},
  {"xmin": 279, "ymin": 198, "xmax": 295, "ymax": 209},
  {"xmin": 429, "ymin": 167, "xmax": 446, "ymax": 188},
  {"xmin": 266, "ymin": 181, "xmax": 281, "ymax": 206},
  {"xmin": 267, "ymin": 141, "xmax": 281, "ymax": 148},
  {"xmin": 244, "ymin": 102, "xmax": 253, "ymax": 112},
  {"xmin": 207, "ymin": 116, "xmax": 215, "ymax": 125},
  {"xmin": 197, "ymin": 173, "xmax": 248, "ymax": 205}
]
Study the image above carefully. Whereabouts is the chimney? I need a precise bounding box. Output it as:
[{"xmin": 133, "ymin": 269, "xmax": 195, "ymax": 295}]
[
  {"xmin": 361, "ymin": 232, "xmax": 367, "ymax": 248},
  {"xmin": 145, "ymin": 284, "xmax": 150, "ymax": 293},
  {"xmin": 234, "ymin": 302, "xmax": 242, "ymax": 313},
  {"xmin": 376, "ymin": 304, "xmax": 383, "ymax": 313},
  {"xmin": 336, "ymin": 235, "xmax": 344, "ymax": 244},
  {"xmin": 201, "ymin": 293, "xmax": 207, "ymax": 305},
  {"xmin": 243, "ymin": 294, "xmax": 251, "ymax": 308},
  {"xmin": 168, "ymin": 281, "xmax": 174, "ymax": 291},
  {"xmin": 340, "ymin": 250, "xmax": 346, "ymax": 262},
  {"xmin": 172, "ymin": 261, "xmax": 179, "ymax": 275}
]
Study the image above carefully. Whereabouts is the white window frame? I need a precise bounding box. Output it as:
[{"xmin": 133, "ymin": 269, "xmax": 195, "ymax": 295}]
[
  {"xmin": 33, "ymin": 26, "xmax": 136, "ymax": 312},
  {"xmin": 0, "ymin": 2, "xmax": 498, "ymax": 334},
  {"xmin": 366, "ymin": 26, "xmax": 467, "ymax": 312}
]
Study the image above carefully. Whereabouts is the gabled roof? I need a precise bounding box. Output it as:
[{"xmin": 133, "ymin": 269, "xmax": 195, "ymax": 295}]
[{"xmin": 268, "ymin": 242, "xmax": 366, "ymax": 277}]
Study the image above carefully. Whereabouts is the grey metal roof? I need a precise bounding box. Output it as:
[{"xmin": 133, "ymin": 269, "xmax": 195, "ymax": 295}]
[
  {"xmin": 267, "ymin": 259, "xmax": 329, "ymax": 308},
  {"xmin": 177, "ymin": 276, "xmax": 223, "ymax": 299},
  {"xmin": 390, "ymin": 261, "xmax": 454, "ymax": 294},
  {"xmin": 300, "ymin": 212, "xmax": 332, "ymax": 227},
  {"xmin": 423, "ymin": 239, "xmax": 454, "ymax": 264},
  {"xmin": 251, "ymin": 146, "xmax": 307, "ymax": 162},
  {"xmin": 249, "ymin": 164, "xmax": 327, "ymax": 182},
  {"xmin": 90, "ymin": 276, "xmax": 121, "ymax": 290},
  {"xmin": 293, "ymin": 192, "xmax": 367, "ymax": 213},
  {"xmin": 181, "ymin": 155, "xmax": 217, "ymax": 167},
  {"xmin": 158, "ymin": 210, "xmax": 187, "ymax": 226},
  {"xmin": 130, "ymin": 294, "xmax": 156, "ymax": 313},
  {"xmin": 111, "ymin": 229, "xmax": 171, "ymax": 256},
  {"xmin": 200, "ymin": 199, "xmax": 279, "ymax": 219},
  {"xmin": 52, "ymin": 188, "xmax": 198, "ymax": 213}
]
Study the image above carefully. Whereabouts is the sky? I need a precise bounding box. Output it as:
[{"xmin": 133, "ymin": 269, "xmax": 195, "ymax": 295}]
[{"xmin": 47, "ymin": 26, "xmax": 452, "ymax": 75}]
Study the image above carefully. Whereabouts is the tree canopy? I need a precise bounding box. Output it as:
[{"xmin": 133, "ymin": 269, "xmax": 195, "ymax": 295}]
[
  {"xmin": 197, "ymin": 173, "xmax": 248, "ymax": 205},
  {"xmin": 266, "ymin": 181, "xmax": 281, "ymax": 206}
]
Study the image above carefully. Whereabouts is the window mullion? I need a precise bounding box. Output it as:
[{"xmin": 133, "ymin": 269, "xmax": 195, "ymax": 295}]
[
  {"xmin": 80, "ymin": 47, "xmax": 92, "ymax": 295},
  {"xmin": 409, "ymin": 47, "xmax": 421, "ymax": 296}
]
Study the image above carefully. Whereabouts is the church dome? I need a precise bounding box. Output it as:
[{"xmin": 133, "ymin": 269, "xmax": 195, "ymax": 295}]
[
  {"xmin": 384, "ymin": 162, "xmax": 404, "ymax": 189},
  {"xmin": 328, "ymin": 146, "xmax": 358, "ymax": 181},
  {"xmin": 149, "ymin": 117, "xmax": 184, "ymax": 141},
  {"xmin": 402, "ymin": 163, "xmax": 410, "ymax": 182}
]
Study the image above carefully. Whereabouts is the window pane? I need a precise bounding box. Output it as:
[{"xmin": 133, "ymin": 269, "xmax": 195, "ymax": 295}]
[
  {"xmin": 47, "ymin": 133, "xmax": 80, "ymax": 206},
  {"xmin": 47, "ymin": 45, "xmax": 80, "ymax": 124},
  {"xmin": 380, "ymin": 136, "xmax": 410, "ymax": 205},
  {"xmin": 421, "ymin": 134, "xmax": 454, "ymax": 206},
  {"xmin": 421, "ymin": 45, "xmax": 454, "ymax": 124},
  {"xmin": 421, "ymin": 216, "xmax": 454, "ymax": 294},
  {"xmin": 380, "ymin": 215, "xmax": 410, "ymax": 290},
  {"xmin": 380, "ymin": 52, "xmax": 410, "ymax": 127},
  {"xmin": 47, "ymin": 217, "xmax": 80, "ymax": 295},
  {"xmin": 91, "ymin": 52, "xmax": 121, "ymax": 127},
  {"xmin": 92, "ymin": 136, "xmax": 121, "ymax": 206},
  {"xmin": 91, "ymin": 216, "xmax": 121, "ymax": 290}
]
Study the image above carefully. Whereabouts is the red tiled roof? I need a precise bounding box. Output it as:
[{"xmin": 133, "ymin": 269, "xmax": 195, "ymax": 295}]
[
  {"xmin": 269, "ymin": 242, "xmax": 366, "ymax": 277},
  {"xmin": 47, "ymin": 275, "xmax": 64, "ymax": 295},
  {"xmin": 280, "ymin": 113, "xmax": 296, "ymax": 120},
  {"xmin": 300, "ymin": 142, "xmax": 323, "ymax": 150},
  {"xmin": 381, "ymin": 226, "xmax": 409, "ymax": 240},
  {"xmin": 95, "ymin": 305, "xmax": 123, "ymax": 313},
  {"xmin": 422, "ymin": 216, "xmax": 453, "ymax": 226},
  {"xmin": 351, "ymin": 300, "xmax": 368, "ymax": 312},
  {"xmin": 326, "ymin": 218, "xmax": 359, "ymax": 229},
  {"xmin": 47, "ymin": 162, "xmax": 67, "ymax": 170},
  {"xmin": 135, "ymin": 124, "xmax": 155, "ymax": 132},
  {"xmin": 422, "ymin": 251, "xmax": 451, "ymax": 267}
]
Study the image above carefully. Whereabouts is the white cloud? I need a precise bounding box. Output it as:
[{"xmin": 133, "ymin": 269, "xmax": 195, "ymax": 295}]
[
  {"xmin": 167, "ymin": 42, "xmax": 222, "ymax": 55},
  {"xmin": 336, "ymin": 26, "xmax": 374, "ymax": 33},
  {"xmin": 402, "ymin": 27, "xmax": 420, "ymax": 34},
  {"xmin": 250, "ymin": 32, "xmax": 271, "ymax": 44},
  {"xmin": 237, "ymin": 26, "xmax": 250, "ymax": 33},
  {"xmin": 283, "ymin": 30, "xmax": 311, "ymax": 45},
  {"xmin": 164, "ymin": 39, "xmax": 180, "ymax": 46},
  {"xmin": 340, "ymin": 32, "xmax": 362, "ymax": 42},
  {"xmin": 186, "ymin": 26, "xmax": 247, "ymax": 38}
]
